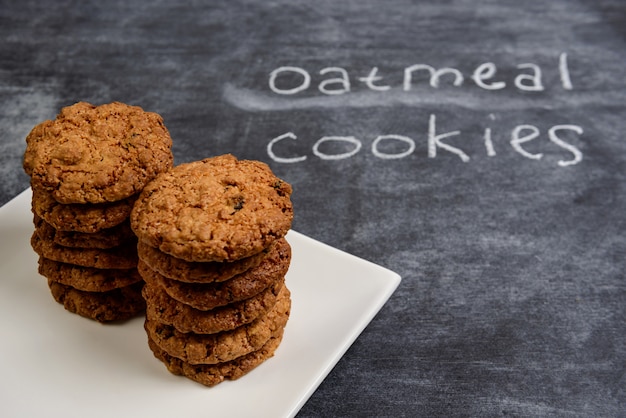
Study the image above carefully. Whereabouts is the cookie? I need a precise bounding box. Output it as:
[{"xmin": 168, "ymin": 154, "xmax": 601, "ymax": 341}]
[
  {"xmin": 31, "ymin": 188, "xmax": 137, "ymax": 233},
  {"xmin": 34, "ymin": 215, "xmax": 135, "ymax": 249},
  {"xmin": 31, "ymin": 231, "xmax": 138, "ymax": 269},
  {"xmin": 24, "ymin": 101, "xmax": 174, "ymax": 204},
  {"xmin": 49, "ymin": 221, "xmax": 135, "ymax": 249},
  {"xmin": 147, "ymin": 329, "xmax": 284, "ymax": 387},
  {"xmin": 137, "ymin": 240, "xmax": 267, "ymax": 284},
  {"xmin": 130, "ymin": 154, "xmax": 293, "ymax": 262},
  {"xmin": 145, "ymin": 285, "xmax": 291, "ymax": 365},
  {"xmin": 142, "ymin": 279, "xmax": 284, "ymax": 334},
  {"xmin": 139, "ymin": 238, "xmax": 290, "ymax": 310},
  {"xmin": 47, "ymin": 279, "xmax": 145, "ymax": 322},
  {"xmin": 38, "ymin": 257, "xmax": 142, "ymax": 292}
]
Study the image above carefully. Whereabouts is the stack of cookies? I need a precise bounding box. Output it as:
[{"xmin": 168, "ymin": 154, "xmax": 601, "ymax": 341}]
[
  {"xmin": 130, "ymin": 154, "xmax": 293, "ymax": 386},
  {"xmin": 23, "ymin": 102, "xmax": 174, "ymax": 322}
]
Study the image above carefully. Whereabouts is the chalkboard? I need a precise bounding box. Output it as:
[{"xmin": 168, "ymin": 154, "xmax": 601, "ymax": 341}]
[{"xmin": 1, "ymin": 0, "xmax": 624, "ymax": 416}]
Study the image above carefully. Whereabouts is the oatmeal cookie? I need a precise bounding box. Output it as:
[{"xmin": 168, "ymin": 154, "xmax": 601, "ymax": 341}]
[
  {"xmin": 138, "ymin": 238, "xmax": 290, "ymax": 310},
  {"xmin": 145, "ymin": 285, "xmax": 290, "ymax": 365},
  {"xmin": 131, "ymin": 154, "xmax": 293, "ymax": 262},
  {"xmin": 38, "ymin": 257, "xmax": 142, "ymax": 292},
  {"xmin": 34, "ymin": 215, "xmax": 135, "ymax": 249},
  {"xmin": 31, "ymin": 188, "xmax": 137, "ymax": 233},
  {"xmin": 142, "ymin": 279, "xmax": 283, "ymax": 334},
  {"xmin": 137, "ymin": 240, "xmax": 267, "ymax": 284},
  {"xmin": 24, "ymin": 101, "xmax": 174, "ymax": 204},
  {"xmin": 147, "ymin": 329, "xmax": 284, "ymax": 387},
  {"xmin": 31, "ymin": 231, "xmax": 137, "ymax": 269},
  {"xmin": 47, "ymin": 279, "xmax": 145, "ymax": 322}
]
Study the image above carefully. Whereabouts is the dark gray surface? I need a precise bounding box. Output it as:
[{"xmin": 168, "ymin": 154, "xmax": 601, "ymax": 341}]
[{"xmin": 1, "ymin": 0, "xmax": 624, "ymax": 416}]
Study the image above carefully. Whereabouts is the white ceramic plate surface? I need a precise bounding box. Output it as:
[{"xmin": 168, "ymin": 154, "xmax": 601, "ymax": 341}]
[{"xmin": 0, "ymin": 188, "xmax": 400, "ymax": 418}]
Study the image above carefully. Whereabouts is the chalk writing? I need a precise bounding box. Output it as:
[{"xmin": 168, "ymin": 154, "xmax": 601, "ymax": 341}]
[
  {"xmin": 266, "ymin": 115, "xmax": 583, "ymax": 166},
  {"xmin": 269, "ymin": 53, "xmax": 571, "ymax": 94},
  {"xmin": 264, "ymin": 52, "xmax": 583, "ymax": 166}
]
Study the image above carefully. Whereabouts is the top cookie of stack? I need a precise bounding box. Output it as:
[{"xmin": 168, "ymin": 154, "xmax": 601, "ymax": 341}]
[
  {"xmin": 24, "ymin": 101, "xmax": 174, "ymax": 204},
  {"xmin": 131, "ymin": 154, "xmax": 293, "ymax": 263},
  {"xmin": 24, "ymin": 101, "xmax": 174, "ymax": 322}
]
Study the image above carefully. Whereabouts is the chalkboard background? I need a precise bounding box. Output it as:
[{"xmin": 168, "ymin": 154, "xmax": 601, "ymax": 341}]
[{"xmin": 1, "ymin": 0, "xmax": 624, "ymax": 416}]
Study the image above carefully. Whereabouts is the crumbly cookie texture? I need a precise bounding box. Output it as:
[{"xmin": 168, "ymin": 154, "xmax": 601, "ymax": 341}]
[
  {"xmin": 38, "ymin": 257, "xmax": 142, "ymax": 292},
  {"xmin": 147, "ymin": 329, "xmax": 284, "ymax": 387},
  {"xmin": 31, "ymin": 231, "xmax": 138, "ymax": 269},
  {"xmin": 24, "ymin": 101, "xmax": 174, "ymax": 204},
  {"xmin": 47, "ymin": 279, "xmax": 145, "ymax": 323},
  {"xmin": 136, "ymin": 240, "xmax": 267, "ymax": 284},
  {"xmin": 138, "ymin": 238, "xmax": 290, "ymax": 310},
  {"xmin": 130, "ymin": 154, "xmax": 293, "ymax": 262},
  {"xmin": 33, "ymin": 215, "xmax": 135, "ymax": 249},
  {"xmin": 145, "ymin": 285, "xmax": 291, "ymax": 365},
  {"xmin": 142, "ymin": 279, "xmax": 284, "ymax": 334},
  {"xmin": 31, "ymin": 188, "xmax": 137, "ymax": 233}
]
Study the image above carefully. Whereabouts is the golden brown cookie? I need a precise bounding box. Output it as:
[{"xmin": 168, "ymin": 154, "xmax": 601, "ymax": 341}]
[
  {"xmin": 24, "ymin": 101, "xmax": 174, "ymax": 204},
  {"xmin": 138, "ymin": 238, "xmax": 290, "ymax": 310},
  {"xmin": 50, "ymin": 221, "xmax": 135, "ymax": 249},
  {"xmin": 47, "ymin": 279, "xmax": 145, "ymax": 322},
  {"xmin": 142, "ymin": 279, "xmax": 284, "ymax": 334},
  {"xmin": 38, "ymin": 257, "xmax": 142, "ymax": 292},
  {"xmin": 137, "ymin": 240, "xmax": 267, "ymax": 284},
  {"xmin": 34, "ymin": 215, "xmax": 135, "ymax": 249},
  {"xmin": 130, "ymin": 154, "xmax": 293, "ymax": 263},
  {"xmin": 31, "ymin": 231, "xmax": 137, "ymax": 269},
  {"xmin": 145, "ymin": 285, "xmax": 291, "ymax": 365},
  {"xmin": 31, "ymin": 188, "xmax": 137, "ymax": 233},
  {"xmin": 147, "ymin": 329, "xmax": 284, "ymax": 387}
]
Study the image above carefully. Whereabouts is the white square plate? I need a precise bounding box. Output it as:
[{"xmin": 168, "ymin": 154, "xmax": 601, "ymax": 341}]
[{"xmin": 0, "ymin": 188, "xmax": 400, "ymax": 418}]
